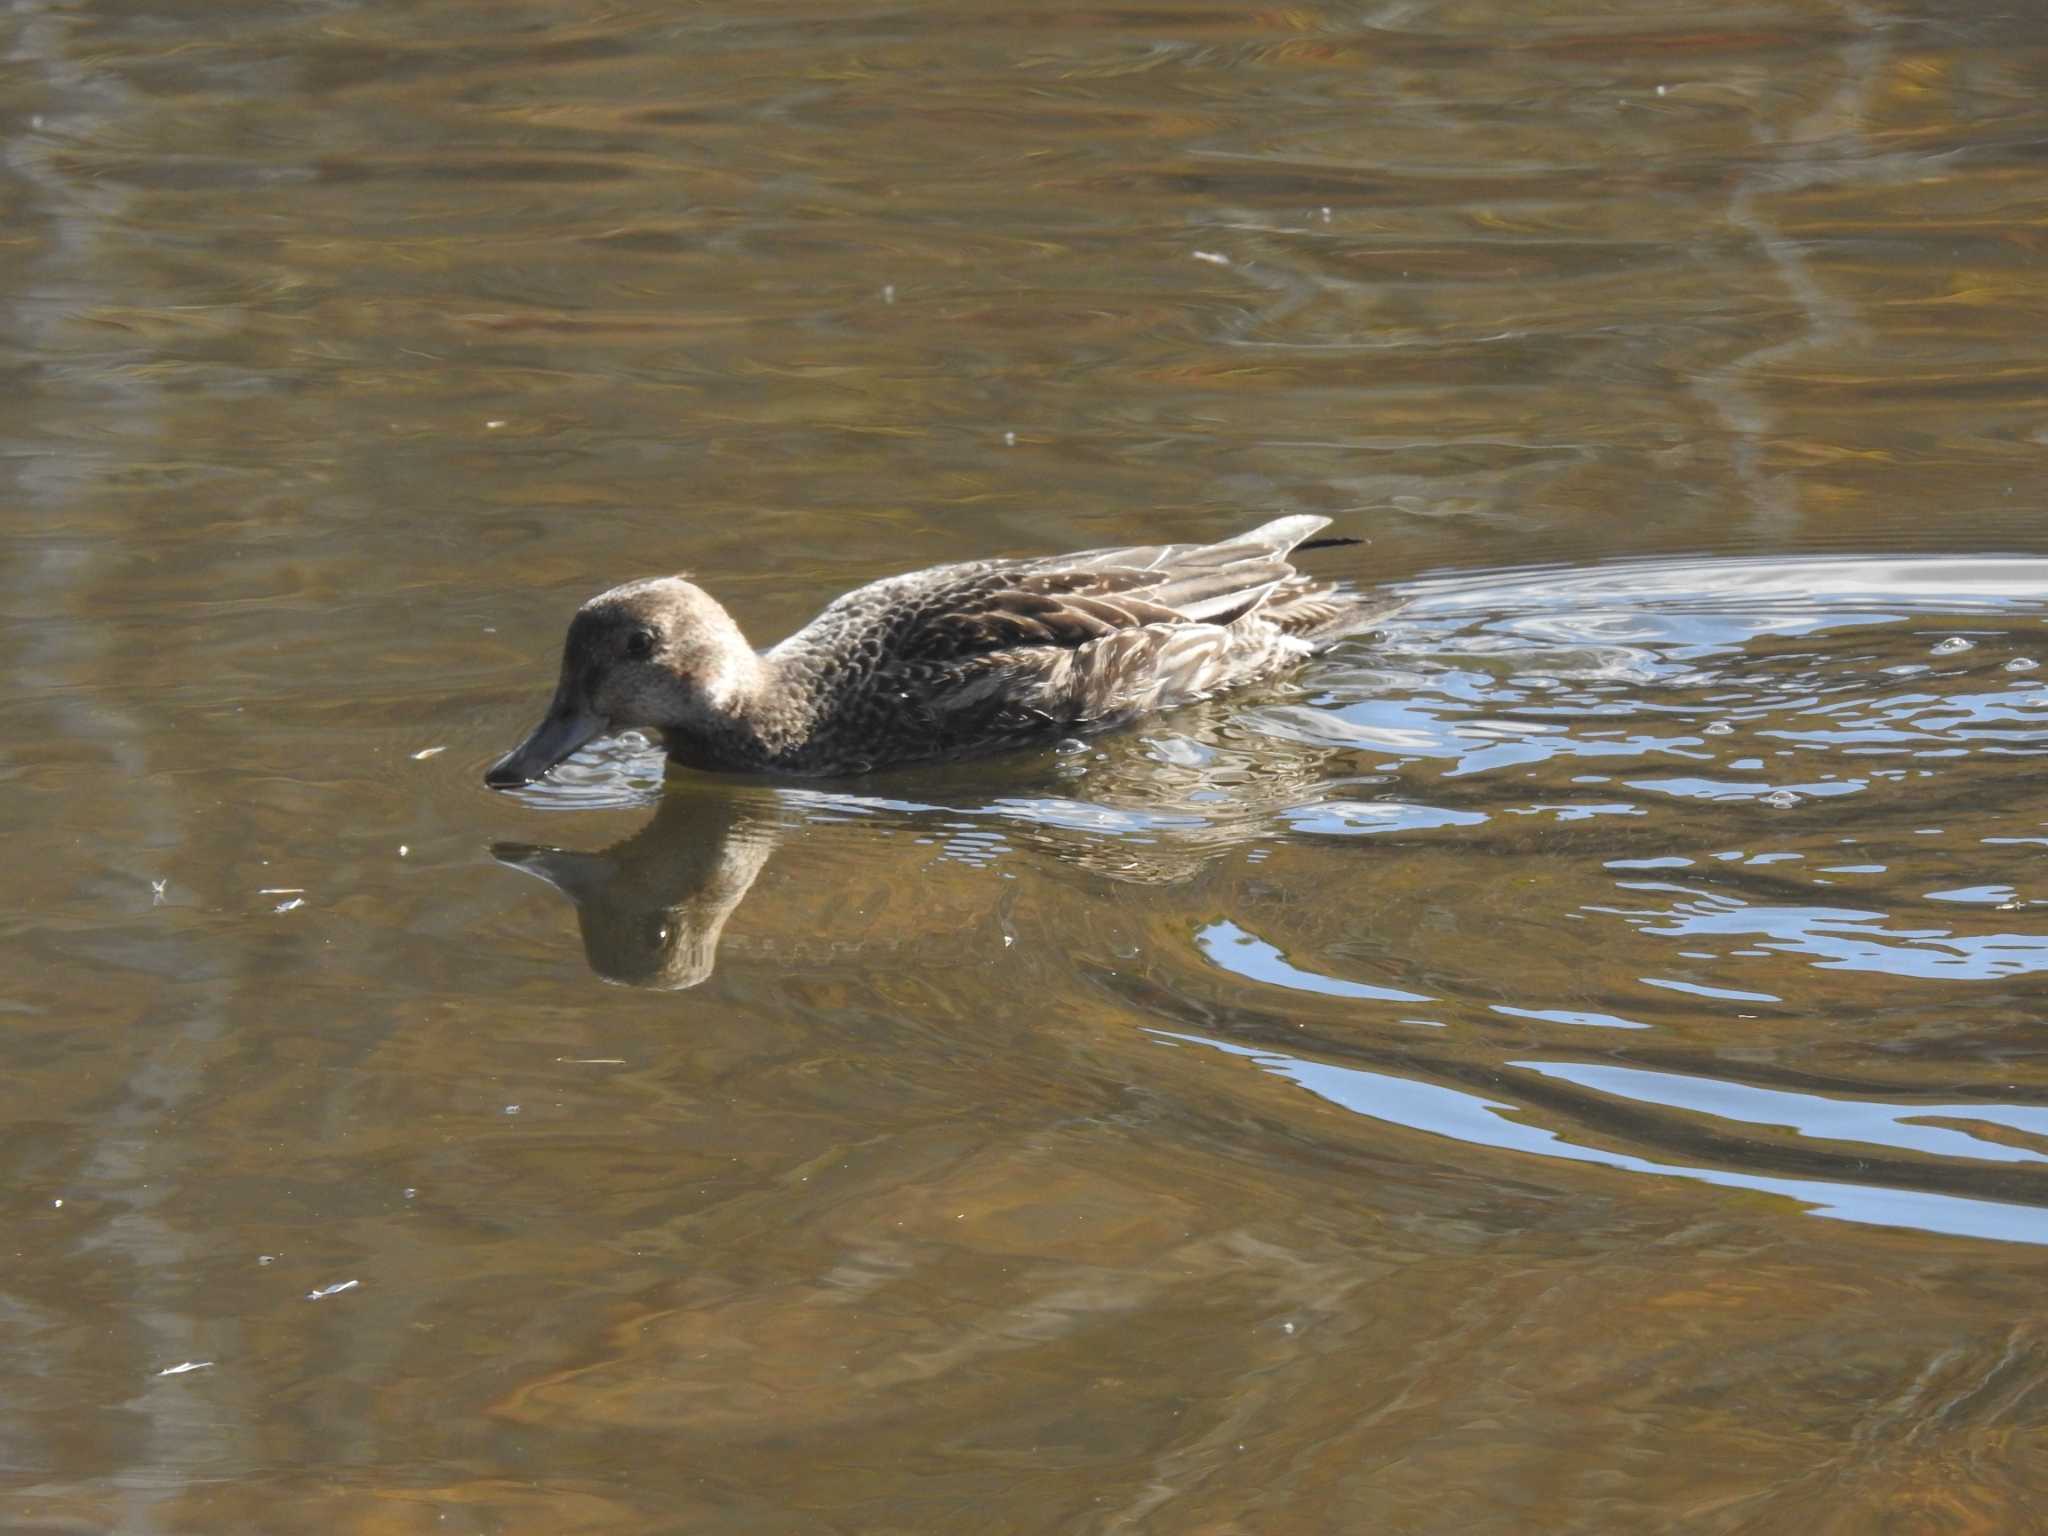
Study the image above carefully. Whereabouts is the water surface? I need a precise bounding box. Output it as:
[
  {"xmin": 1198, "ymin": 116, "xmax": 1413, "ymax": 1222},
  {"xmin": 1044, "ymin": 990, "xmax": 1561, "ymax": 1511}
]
[{"xmin": 5, "ymin": 0, "xmax": 2048, "ymax": 1530}]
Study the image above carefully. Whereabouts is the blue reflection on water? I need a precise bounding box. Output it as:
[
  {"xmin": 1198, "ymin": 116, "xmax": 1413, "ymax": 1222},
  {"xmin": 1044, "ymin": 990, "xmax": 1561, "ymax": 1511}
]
[
  {"xmin": 1633, "ymin": 903, "xmax": 2048, "ymax": 981},
  {"xmin": 1518, "ymin": 1061, "xmax": 2048, "ymax": 1165},
  {"xmin": 1399, "ymin": 555, "xmax": 2048, "ymax": 617},
  {"xmin": 1639, "ymin": 975, "xmax": 1782, "ymax": 1003},
  {"xmin": 1196, "ymin": 920, "xmax": 1431, "ymax": 1004},
  {"xmin": 1157, "ymin": 1031, "xmax": 2048, "ymax": 1248},
  {"xmin": 1624, "ymin": 776, "xmax": 1866, "ymax": 802},
  {"xmin": 1489, "ymin": 1004, "xmax": 1649, "ymax": 1031},
  {"xmin": 1279, "ymin": 800, "xmax": 1487, "ymax": 836},
  {"xmin": 1256, "ymin": 555, "xmax": 2048, "ymax": 788}
]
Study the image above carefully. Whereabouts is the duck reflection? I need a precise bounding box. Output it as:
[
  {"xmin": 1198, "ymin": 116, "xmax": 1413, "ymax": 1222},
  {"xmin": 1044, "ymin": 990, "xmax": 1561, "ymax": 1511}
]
[
  {"xmin": 494, "ymin": 788, "xmax": 777, "ymax": 989},
  {"xmin": 495, "ymin": 711, "xmax": 1374, "ymax": 989}
]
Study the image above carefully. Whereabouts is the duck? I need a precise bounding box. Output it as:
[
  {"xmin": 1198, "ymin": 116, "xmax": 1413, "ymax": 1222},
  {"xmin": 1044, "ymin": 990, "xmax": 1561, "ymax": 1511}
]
[{"xmin": 483, "ymin": 514, "xmax": 1394, "ymax": 786}]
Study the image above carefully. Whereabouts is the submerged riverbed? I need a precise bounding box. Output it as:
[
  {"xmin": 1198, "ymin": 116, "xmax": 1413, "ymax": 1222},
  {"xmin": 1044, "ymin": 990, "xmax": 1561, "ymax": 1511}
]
[{"xmin": 5, "ymin": 0, "xmax": 2047, "ymax": 1530}]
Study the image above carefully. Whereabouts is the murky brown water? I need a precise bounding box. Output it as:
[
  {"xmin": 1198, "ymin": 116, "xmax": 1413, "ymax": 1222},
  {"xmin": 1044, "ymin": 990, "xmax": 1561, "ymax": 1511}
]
[{"xmin": 6, "ymin": 0, "xmax": 2048, "ymax": 1529}]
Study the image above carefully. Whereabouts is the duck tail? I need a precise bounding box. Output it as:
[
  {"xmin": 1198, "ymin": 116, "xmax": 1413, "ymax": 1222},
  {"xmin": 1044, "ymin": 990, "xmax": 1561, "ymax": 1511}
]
[{"xmin": 1260, "ymin": 526, "xmax": 1393, "ymax": 644}]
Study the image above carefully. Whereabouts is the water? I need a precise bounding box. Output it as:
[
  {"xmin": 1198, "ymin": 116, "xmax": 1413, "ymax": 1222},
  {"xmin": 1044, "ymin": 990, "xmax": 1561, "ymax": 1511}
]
[{"xmin": 6, "ymin": 0, "xmax": 2048, "ymax": 1530}]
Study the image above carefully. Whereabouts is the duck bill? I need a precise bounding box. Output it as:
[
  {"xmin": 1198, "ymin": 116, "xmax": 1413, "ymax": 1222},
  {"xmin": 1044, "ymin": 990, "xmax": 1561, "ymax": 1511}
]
[
  {"xmin": 484, "ymin": 704, "xmax": 609, "ymax": 788},
  {"xmin": 490, "ymin": 842, "xmax": 614, "ymax": 903}
]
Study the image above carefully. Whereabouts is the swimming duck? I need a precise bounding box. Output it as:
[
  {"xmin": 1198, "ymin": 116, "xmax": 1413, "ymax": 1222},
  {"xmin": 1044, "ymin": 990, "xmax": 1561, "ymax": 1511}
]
[{"xmin": 484, "ymin": 514, "xmax": 1392, "ymax": 785}]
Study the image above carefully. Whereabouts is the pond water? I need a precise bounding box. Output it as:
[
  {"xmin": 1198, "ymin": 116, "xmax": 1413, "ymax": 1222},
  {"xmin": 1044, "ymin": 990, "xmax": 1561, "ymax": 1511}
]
[{"xmin": 5, "ymin": 0, "xmax": 2047, "ymax": 1530}]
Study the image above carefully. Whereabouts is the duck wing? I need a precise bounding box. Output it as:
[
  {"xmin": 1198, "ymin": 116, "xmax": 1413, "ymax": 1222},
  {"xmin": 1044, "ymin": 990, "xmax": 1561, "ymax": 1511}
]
[
  {"xmin": 763, "ymin": 516, "xmax": 1370, "ymax": 764},
  {"xmin": 890, "ymin": 513, "xmax": 1335, "ymax": 664}
]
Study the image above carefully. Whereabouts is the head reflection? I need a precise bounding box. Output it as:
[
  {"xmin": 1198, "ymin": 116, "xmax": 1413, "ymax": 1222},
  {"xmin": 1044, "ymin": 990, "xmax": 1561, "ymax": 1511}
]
[{"xmin": 494, "ymin": 789, "xmax": 775, "ymax": 989}]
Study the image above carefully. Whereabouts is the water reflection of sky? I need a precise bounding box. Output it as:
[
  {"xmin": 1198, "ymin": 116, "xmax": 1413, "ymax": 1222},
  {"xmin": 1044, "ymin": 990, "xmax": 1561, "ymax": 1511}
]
[
  {"xmin": 1597, "ymin": 897, "xmax": 2048, "ymax": 982},
  {"xmin": 1257, "ymin": 555, "xmax": 2048, "ymax": 792},
  {"xmin": 1518, "ymin": 1061, "xmax": 2048, "ymax": 1166},
  {"xmin": 1198, "ymin": 919, "xmax": 1431, "ymax": 1004},
  {"xmin": 1157, "ymin": 1031, "xmax": 2048, "ymax": 1249},
  {"xmin": 1399, "ymin": 555, "xmax": 2048, "ymax": 615}
]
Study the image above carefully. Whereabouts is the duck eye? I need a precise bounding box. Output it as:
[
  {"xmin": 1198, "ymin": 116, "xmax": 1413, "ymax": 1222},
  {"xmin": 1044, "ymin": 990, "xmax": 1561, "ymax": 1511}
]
[{"xmin": 624, "ymin": 629, "xmax": 658, "ymax": 660}]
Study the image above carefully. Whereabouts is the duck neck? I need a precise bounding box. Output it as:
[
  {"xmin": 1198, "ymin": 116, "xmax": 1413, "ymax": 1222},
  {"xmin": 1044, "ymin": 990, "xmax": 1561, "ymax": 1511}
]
[{"xmin": 659, "ymin": 648, "xmax": 801, "ymax": 773}]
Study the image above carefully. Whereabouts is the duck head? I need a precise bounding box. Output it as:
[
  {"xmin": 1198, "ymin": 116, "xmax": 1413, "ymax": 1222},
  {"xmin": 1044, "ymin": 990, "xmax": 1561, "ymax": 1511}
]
[{"xmin": 484, "ymin": 577, "xmax": 759, "ymax": 788}]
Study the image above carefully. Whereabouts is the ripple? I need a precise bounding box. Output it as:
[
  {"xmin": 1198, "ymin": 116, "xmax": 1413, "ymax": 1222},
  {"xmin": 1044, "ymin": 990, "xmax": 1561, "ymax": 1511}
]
[
  {"xmin": 487, "ymin": 732, "xmax": 669, "ymax": 812},
  {"xmin": 1624, "ymin": 776, "xmax": 1862, "ymax": 803},
  {"xmin": 1156, "ymin": 1031, "xmax": 2048, "ymax": 1248},
  {"xmin": 1398, "ymin": 555, "xmax": 2048, "ymax": 617},
  {"xmin": 1277, "ymin": 799, "xmax": 1487, "ymax": 836},
  {"xmin": 1626, "ymin": 902, "xmax": 2048, "ymax": 983}
]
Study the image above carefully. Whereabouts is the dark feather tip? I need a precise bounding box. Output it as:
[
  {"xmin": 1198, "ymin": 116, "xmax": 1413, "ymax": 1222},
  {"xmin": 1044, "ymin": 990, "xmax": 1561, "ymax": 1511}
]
[{"xmin": 1296, "ymin": 535, "xmax": 1365, "ymax": 552}]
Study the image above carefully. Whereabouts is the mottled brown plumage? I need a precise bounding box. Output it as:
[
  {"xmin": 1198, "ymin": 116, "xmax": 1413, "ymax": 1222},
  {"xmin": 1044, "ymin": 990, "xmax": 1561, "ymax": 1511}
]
[{"xmin": 484, "ymin": 515, "xmax": 1394, "ymax": 785}]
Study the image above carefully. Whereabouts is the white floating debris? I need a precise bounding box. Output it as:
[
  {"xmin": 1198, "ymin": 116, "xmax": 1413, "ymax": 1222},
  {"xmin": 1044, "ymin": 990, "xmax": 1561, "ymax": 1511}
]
[
  {"xmin": 258, "ymin": 1254, "xmax": 276, "ymax": 1266},
  {"xmin": 403, "ymin": 1187, "xmax": 417, "ymax": 1200},
  {"xmin": 274, "ymin": 897, "xmax": 305, "ymax": 914},
  {"xmin": 306, "ymin": 1279, "xmax": 358, "ymax": 1301},
  {"xmin": 258, "ymin": 888, "xmax": 303, "ymax": 895},
  {"xmin": 1762, "ymin": 790, "xmax": 1802, "ymax": 809},
  {"xmin": 1319, "ymin": 206, "xmax": 1331, "ymax": 223},
  {"xmin": 157, "ymin": 1360, "xmax": 213, "ymax": 1377},
  {"xmin": 397, "ymin": 845, "xmax": 409, "ymax": 857},
  {"xmin": 1282, "ymin": 1321, "xmax": 1296, "ymax": 1334},
  {"xmin": 1191, "ymin": 250, "xmax": 1231, "ymax": 266},
  {"xmin": 1655, "ymin": 83, "xmax": 1669, "ymax": 96},
  {"xmin": 2006, "ymin": 657, "xmax": 2038, "ymax": 672},
  {"xmin": 1003, "ymin": 431, "xmax": 1017, "ymax": 447},
  {"xmin": 557, "ymin": 1057, "xmax": 626, "ymax": 1065},
  {"xmin": 504, "ymin": 1104, "xmax": 521, "ymax": 1115},
  {"xmin": 485, "ymin": 419, "xmax": 507, "ymax": 430},
  {"xmin": 151, "ymin": 878, "xmax": 168, "ymax": 904},
  {"xmin": 1931, "ymin": 636, "xmax": 1974, "ymax": 655},
  {"xmin": 1703, "ymin": 721, "xmax": 1734, "ymax": 736},
  {"xmin": 52, "ymin": 1198, "xmax": 62, "ymax": 1208},
  {"xmin": 411, "ymin": 746, "xmax": 446, "ymax": 760},
  {"xmin": 881, "ymin": 283, "xmax": 895, "ymax": 304}
]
